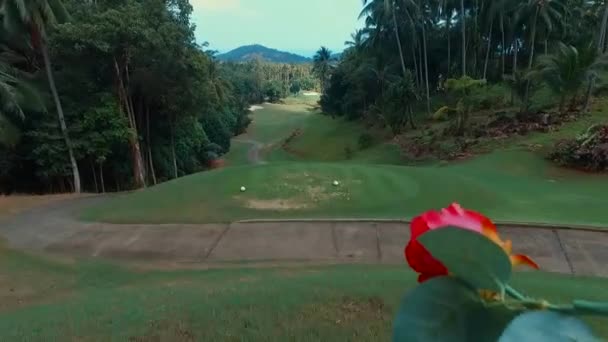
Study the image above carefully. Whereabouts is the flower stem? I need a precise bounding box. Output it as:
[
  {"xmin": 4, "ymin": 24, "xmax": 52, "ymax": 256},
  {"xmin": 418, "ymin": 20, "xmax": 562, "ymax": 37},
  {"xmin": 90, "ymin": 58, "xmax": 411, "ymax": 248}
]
[{"xmin": 505, "ymin": 284, "xmax": 529, "ymax": 301}]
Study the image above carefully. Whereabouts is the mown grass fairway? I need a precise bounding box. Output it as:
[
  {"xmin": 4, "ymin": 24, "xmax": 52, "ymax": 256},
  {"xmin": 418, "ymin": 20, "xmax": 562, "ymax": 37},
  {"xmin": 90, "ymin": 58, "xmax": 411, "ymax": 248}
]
[
  {"xmin": 0, "ymin": 250, "xmax": 607, "ymax": 341},
  {"xmin": 84, "ymin": 148, "xmax": 608, "ymax": 226}
]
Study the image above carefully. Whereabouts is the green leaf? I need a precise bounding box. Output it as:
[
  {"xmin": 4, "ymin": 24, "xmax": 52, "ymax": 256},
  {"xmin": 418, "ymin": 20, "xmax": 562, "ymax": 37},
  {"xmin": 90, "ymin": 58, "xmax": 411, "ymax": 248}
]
[
  {"xmin": 499, "ymin": 311, "xmax": 599, "ymax": 342},
  {"xmin": 393, "ymin": 277, "xmax": 481, "ymax": 342},
  {"xmin": 468, "ymin": 305, "xmax": 521, "ymax": 342},
  {"xmin": 419, "ymin": 227, "xmax": 512, "ymax": 292},
  {"xmin": 393, "ymin": 277, "xmax": 519, "ymax": 342}
]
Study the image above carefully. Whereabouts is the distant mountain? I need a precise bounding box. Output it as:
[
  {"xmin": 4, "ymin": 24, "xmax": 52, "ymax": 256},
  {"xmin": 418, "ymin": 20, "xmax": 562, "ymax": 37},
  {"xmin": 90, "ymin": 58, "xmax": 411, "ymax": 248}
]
[{"xmin": 217, "ymin": 44, "xmax": 312, "ymax": 64}]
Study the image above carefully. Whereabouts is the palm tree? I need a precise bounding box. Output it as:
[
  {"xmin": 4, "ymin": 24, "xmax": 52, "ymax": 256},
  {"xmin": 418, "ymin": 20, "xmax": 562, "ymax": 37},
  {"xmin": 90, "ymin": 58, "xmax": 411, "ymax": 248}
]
[
  {"xmin": 482, "ymin": 0, "xmax": 497, "ymax": 80},
  {"xmin": 599, "ymin": 0, "xmax": 608, "ymax": 53},
  {"xmin": 521, "ymin": 0, "xmax": 565, "ymax": 109},
  {"xmin": 441, "ymin": 0, "xmax": 456, "ymax": 76},
  {"xmin": 482, "ymin": 0, "xmax": 511, "ymax": 79},
  {"xmin": 1, "ymin": 0, "xmax": 82, "ymax": 193},
  {"xmin": 583, "ymin": 0, "xmax": 608, "ymax": 112},
  {"xmin": 533, "ymin": 42, "xmax": 608, "ymax": 113},
  {"xmin": 345, "ymin": 29, "xmax": 368, "ymax": 49},
  {"xmin": 361, "ymin": 0, "xmax": 407, "ymax": 77},
  {"xmin": 0, "ymin": 49, "xmax": 44, "ymax": 147},
  {"xmin": 0, "ymin": 66, "xmax": 24, "ymax": 147},
  {"xmin": 416, "ymin": 0, "xmax": 431, "ymax": 113},
  {"xmin": 460, "ymin": 0, "xmax": 466, "ymax": 76},
  {"xmin": 313, "ymin": 47, "xmax": 333, "ymax": 94}
]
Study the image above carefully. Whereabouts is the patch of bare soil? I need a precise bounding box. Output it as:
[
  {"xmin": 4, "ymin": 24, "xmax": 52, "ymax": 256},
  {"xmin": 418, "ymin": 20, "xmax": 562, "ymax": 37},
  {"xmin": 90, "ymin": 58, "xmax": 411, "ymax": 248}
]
[
  {"xmin": 236, "ymin": 172, "xmax": 356, "ymax": 210},
  {"xmin": 0, "ymin": 273, "xmax": 74, "ymax": 311},
  {"xmin": 129, "ymin": 320, "xmax": 195, "ymax": 342},
  {"xmin": 0, "ymin": 194, "xmax": 80, "ymax": 218},
  {"xmin": 298, "ymin": 296, "xmax": 390, "ymax": 326},
  {"xmin": 244, "ymin": 199, "xmax": 310, "ymax": 211}
]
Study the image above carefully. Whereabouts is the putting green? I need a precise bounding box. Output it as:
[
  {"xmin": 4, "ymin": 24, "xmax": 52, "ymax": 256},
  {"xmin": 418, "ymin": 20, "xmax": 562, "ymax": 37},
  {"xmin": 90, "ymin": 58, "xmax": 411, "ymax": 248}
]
[{"xmin": 83, "ymin": 149, "xmax": 608, "ymax": 226}]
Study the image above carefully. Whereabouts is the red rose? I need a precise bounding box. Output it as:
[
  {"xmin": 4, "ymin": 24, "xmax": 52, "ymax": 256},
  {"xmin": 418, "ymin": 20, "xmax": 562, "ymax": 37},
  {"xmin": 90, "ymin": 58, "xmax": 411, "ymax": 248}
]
[{"xmin": 405, "ymin": 203, "xmax": 539, "ymax": 283}]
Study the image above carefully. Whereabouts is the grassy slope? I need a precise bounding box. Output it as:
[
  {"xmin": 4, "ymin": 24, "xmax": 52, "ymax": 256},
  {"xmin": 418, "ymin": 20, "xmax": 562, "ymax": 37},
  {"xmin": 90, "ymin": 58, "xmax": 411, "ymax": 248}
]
[
  {"xmin": 86, "ymin": 95, "xmax": 608, "ymax": 225},
  {"xmin": 83, "ymin": 151, "xmax": 608, "ymax": 225},
  {"xmin": 1, "ymin": 250, "xmax": 607, "ymax": 340},
  {"xmin": 226, "ymin": 99, "xmax": 404, "ymax": 166},
  {"xmin": 223, "ymin": 140, "xmax": 250, "ymax": 167}
]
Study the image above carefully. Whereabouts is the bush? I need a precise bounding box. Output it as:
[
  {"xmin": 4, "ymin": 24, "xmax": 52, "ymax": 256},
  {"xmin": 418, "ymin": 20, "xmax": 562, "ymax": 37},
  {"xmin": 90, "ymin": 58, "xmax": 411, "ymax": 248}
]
[
  {"xmin": 549, "ymin": 125, "xmax": 608, "ymax": 171},
  {"xmin": 358, "ymin": 133, "xmax": 374, "ymax": 150},
  {"xmin": 344, "ymin": 146, "xmax": 354, "ymax": 160},
  {"xmin": 470, "ymin": 83, "xmax": 509, "ymax": 110}
]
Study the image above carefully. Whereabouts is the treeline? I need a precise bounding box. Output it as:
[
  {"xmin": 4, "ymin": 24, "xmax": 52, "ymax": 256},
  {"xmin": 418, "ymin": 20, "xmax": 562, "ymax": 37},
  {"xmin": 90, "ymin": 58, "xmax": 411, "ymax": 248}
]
[
  {"xmin": 0, "ymin": 0, "xmax": 254, "ymax": 194},
  {"xmin": 316, "ymin": 0, "xmax": 608, "ymax": 134},
  {"xmin": 221, "ymin": 59, "xmax": 318, "ymax": 103}
]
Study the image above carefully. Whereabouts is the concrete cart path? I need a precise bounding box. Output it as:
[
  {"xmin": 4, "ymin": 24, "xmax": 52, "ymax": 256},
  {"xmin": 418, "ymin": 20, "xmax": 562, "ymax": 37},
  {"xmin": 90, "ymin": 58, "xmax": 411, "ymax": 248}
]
[{"xmin": 1, "ymin": 196, "xmax": 607, "ymax": 276}]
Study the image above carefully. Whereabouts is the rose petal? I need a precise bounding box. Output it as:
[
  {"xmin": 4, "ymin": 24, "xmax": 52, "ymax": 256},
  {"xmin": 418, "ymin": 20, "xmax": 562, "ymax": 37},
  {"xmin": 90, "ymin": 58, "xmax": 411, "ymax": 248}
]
[
  {"xmin": 510, "ymin": 254, "xmax": 540, "ymax": 269},
  {"xmin": 405, "ymin": 240, "xmax": 448, "ymax": 282},
  {"xmin": 410, "ymin": 215, "xmax": 431, "ymax": 240}
]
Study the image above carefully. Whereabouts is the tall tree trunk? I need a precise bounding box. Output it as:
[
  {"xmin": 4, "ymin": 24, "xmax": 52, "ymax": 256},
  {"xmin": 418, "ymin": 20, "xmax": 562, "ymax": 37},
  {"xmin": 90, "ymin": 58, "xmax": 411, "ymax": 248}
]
[
  {"xmin": 513, "ymin": 38, "xmax": 519, "ymax": 74},
  {"xmin": 146, "ymin": 105, "xmax": 157, "ymax": 185},
  {"xmin": 500, "ymin": 12, "xmax": 506, "ymax": 76},
  {"xmin": 405, "ymin": 8, "xmax": 419, "ymax": 86},
  {"xmin": 411, "ymin": 41, "xmax": 420, "ymax": 87},
  {"xmin": 392, "ymin": 3, "xmax": 407, "ymax": 78},
  {"xmin": 417, "ymin": 39, "xmax": 423, "ymax": 87},
  {"xmin": 113, "ymin": 57, "xmax": 146, "ymax": 189},
  {"xmin": 559, "ymin": 94, "xmax": 566, "ymax": 114},
  {"xmin": 473, "ymin": 0, "xmax": 480, "ymax": 77},
  {"xmin": 584, "ymin": 0, "xmax": 608, "ymax": 112},
  {"xmin": 483, "ymin": 18, "xmax": 494, "ymax": 80},
  {"xmin": 408, "ymin": 106, "xmax": 416, "ymax": 129},
  {"xmin": 601, "ymin": 1, "xmax": 608, "ymax": 52},
  {"xmin": 129, "ymin": 134, "xmax": 146, "ymax": 188},
  {"xmin": 99, "ymin": 162, "xmax": 105, "ymax": 193},
  {"xmin": 41, "ymin": 40, "xmax": 81, "ymax": 194},
  {"xmin": 169, "ymin": 115, "xmax": 178, "ymax": 179},
  {"xmin": 421, "ymin": 24, "xmax": 431, "ymax": 114},
  {"xmin": 544, "ymin": 39, "xmax": 548, "ymax": 55},
  {"xmin": 523, "ymin": 7, "xmax": 540, "ymax": 109},
  {"xmin": 446, "ymin": 9, "xmax": 451, "ymax": 76},
  {"xmin": 90, "ymin": 159, "xmax": 98, "ymax": 193},
  {"xmin": 527, "ymin": 8, "xmax": 539, "ymax": 70},
  {"xmin": 461, "ymin": 0, "xmax": 467, "ymax": 76}
]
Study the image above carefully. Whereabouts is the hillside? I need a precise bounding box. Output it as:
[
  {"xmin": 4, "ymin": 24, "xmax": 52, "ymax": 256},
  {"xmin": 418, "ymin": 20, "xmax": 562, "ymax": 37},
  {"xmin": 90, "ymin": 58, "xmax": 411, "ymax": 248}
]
[{"xmin": 217, "ymin": 44, "xmax": 312, "ymax": 63}]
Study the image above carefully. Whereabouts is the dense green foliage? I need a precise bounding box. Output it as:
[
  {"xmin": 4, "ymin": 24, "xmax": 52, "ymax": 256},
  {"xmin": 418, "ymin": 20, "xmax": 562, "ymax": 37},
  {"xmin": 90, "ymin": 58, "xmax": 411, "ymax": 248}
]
[
  {"xmin": 320, "ymin": 0, "xmax": 608, "ymax": 139},
  {"xmin": 0, "ymin": 0, "xmax": 256, "ymax": 193},
  {"xmin": 220, "ymin": 59, "xmax": 318, "ymax": 104},
  {"xmin": 217, "ymin": 44, "xmax": 312, "ymax": 63}
]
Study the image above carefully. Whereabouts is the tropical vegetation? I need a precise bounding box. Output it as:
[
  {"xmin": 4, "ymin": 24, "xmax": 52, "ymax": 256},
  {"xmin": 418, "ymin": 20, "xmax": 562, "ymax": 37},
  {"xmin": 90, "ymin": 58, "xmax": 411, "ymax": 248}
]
[
  {"xmin": 319, "ymin": 0, "xmax": 608, "ymax": 144},
  {"xmin": 0, "ymin": 0, "xmax": 256, "ymax": 194}
]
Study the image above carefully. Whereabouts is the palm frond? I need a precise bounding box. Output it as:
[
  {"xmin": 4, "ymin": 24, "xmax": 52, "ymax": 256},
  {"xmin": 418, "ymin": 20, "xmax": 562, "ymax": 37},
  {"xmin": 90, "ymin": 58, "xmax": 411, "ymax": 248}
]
[{"xmin": 0, "ymin": 110, "xmax": 21, "ymax": 147}]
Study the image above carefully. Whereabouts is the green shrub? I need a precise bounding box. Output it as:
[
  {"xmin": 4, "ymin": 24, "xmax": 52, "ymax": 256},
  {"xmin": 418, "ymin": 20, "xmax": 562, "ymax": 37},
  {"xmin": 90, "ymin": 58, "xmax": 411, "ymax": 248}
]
[
  {"xmin": 344, "ymin": 146, "xmax": 354, "ymax": 160},
  {"xmin": 549, "ymin": 125, "xmax": 608, "ymax": 171},
  {"xmin": 358, "ymin": 133, "xmax": 374, "ymax": 150},
  {"xmin": 470, "ymin": 83, "xmax": 509, "ymax": 110}
]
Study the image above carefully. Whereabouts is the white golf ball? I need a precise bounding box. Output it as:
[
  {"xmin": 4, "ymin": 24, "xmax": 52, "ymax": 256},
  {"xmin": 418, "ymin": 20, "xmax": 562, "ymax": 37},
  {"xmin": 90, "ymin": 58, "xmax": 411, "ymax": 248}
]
[
  {"xmin": 333, "ymin": 180, "xmax": 339, "ymax": 186},
  {"xmin": 240, "ymin": 186, "xmax": 246, "ymax": 192}
]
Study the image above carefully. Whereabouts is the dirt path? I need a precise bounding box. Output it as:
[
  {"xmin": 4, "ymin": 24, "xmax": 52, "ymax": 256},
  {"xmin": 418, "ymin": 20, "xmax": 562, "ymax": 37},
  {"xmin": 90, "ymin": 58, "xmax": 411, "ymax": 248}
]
[
  {"xmin": 1, "ymin": 197, "xmax": 608, "ymax": 276},
  {"xmin": 233, "ymin": 138, "xmax": 267, "ymax": 165}
]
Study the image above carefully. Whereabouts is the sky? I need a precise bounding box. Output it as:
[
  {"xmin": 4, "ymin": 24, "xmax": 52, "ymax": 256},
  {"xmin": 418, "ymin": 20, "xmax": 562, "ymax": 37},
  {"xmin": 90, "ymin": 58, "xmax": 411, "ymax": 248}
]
[{"xmin": 190, "ymin": 0, "xmax": 363, "ymax": 57}]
